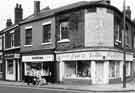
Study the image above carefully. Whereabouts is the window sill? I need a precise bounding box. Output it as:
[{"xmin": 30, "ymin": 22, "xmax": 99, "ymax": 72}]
[
  {"xmin": 58, "ymin": 39, "xmax": 70, "ymax": 43},
  {"xmin": 41, "ymin": 42, "xmax": 52, "ymax": 45},
  {"xmin": 24, "ymin": 45, "xmax": 32, "ymax": 47}
]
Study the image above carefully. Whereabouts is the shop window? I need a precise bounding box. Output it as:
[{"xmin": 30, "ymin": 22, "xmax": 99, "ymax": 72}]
[
  {"xmin": 25, "ymin": 62, "xmax": 52, "ymax": 77},
  {"xmin": 109, "ymin": 62, "xmax": 120, "ymax": 79},
  {"xmin": 43, "ymin": 63, "xmax": 51, "ymax": 76},
  {"xmin": 64, "ymin": 61, "xmax": 91, "ymax": 79},
  {"xmin": 126, "ymin": 61, "xmax": 130, "ymax": 76},
  {"xmin": 58, "ymin": 21, "xmax": 70, "ymax": 42},
  {"xmin": 25, "ymin": 28, "xmax": 32, "ymax": 45},
  {"xmin": 42, "ymin": 23, "xmax": 51, "ymax": 43},
  {"xmin": 7, "ymin": 60, "xmax": 13, "ymax": 74}
]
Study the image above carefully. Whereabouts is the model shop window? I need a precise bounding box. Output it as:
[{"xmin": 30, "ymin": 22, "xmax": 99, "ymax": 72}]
[
  {"xmin": 64, "ymin": 61, "xmax": 91, "ymax": 79},
  {"xmin": 42, "ymin": 23, "xmax": 51, "ymax": 43},
  {"xmin": 58, "ymin": 21, "xmax": 70, "ymax": 42},
  {"xmin": 109, "ymin": 61, "xmax": 120, "ymax": 79},
  {"xmin": 25, "ymin": 28, "xmax": 32, "ymax": 45}
]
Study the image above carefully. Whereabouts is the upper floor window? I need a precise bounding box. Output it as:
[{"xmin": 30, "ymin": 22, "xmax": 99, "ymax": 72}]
[
  {"xmin": 42, "ymin": 23, "xmax": 51, "ymax": 43},
  {"xmin": 25, "ymin": 28, "xmax": 32, "ymax": 45},
  {"xmin": 114, "ymin": 16, "xmax": 122, "ymax": 45},
  {"xmin": 59, "ymin": 21, "xmax": 70, "ymax": 42},
  {"xmin": 125, "ymin": 24, "xmax": 129, "ymax": 46},
  {"xmin": 10, "ymin": 32, "xmax": 15, "ymax": 47}
]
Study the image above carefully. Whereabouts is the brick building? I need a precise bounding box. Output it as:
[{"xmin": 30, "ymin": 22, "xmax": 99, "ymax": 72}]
[
  {"xmin": 1, "ymin": 4, "xmax": 23, "ymax": 81},
  {"xmin": 18, "ymin": 0, "xmax": 135, "ymax": 84}
]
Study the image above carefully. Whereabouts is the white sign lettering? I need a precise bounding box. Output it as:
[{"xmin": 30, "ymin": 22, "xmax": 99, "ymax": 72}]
[{"xmin": 22, "ymin": 55, "xmax": 54, "ymax": 62}]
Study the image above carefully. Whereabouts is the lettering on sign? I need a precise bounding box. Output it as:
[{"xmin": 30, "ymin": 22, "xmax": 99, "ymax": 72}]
[{"xmin": 32, "ymin": 57, "xmax": 43, "ymax": 59}]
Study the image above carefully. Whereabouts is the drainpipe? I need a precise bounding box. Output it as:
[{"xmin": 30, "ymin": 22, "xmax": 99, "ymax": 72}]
[{"xmin": 1, "ymin": 33, "xmax": 5, "ymax": 80}]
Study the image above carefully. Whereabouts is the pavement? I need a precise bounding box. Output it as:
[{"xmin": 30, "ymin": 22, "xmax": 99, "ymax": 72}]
[{"xmin": 0, "ymin": 80, "xmax": 135, "ymax": 92}]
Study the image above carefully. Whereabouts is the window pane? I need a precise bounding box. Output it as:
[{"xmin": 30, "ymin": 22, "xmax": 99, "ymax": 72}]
[
  {"xmin": 43, "ymin": 24, "xmax": 51, "ymax": 43},
  {"xmin": 60, "ymin": 22, "xmax": 69, "ymax": 40},
  {"xmin": 77, "ymin": 61, "xmax": 91, "ymax": 77},
  {"xmin": 25, "ymin": 28, "xmax": 32, "ymax": 45},
  {"xmin": 109, "ymin": 62, "xmax": 115, "ymax": 78},
  {"xmin": 64, "ymin": 61, "xmax": 76, "ymax": 78}
]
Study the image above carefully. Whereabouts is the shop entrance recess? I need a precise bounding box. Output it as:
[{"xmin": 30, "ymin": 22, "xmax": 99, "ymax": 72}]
[{"xmin": 95, "ymin": 61, "xmax": 104, "ymax": 84}]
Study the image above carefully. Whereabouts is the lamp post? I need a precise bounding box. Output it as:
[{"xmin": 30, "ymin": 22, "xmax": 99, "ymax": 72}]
[{"xmin": 123, "ymin": 0, "xmax": 126, "ymax": 88}]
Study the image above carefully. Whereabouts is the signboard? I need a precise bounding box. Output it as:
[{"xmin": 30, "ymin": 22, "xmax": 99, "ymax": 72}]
[
  {"xmin": 57, "ymin": 51, "xmax": 133, "ymax": 61},
  {"xmin": 22, "ymin": 55, "xmax": 54, "ymax": 62},
  {"xmin": 5, "ymin": 54, "xmax": 20, "ymax": 59}
]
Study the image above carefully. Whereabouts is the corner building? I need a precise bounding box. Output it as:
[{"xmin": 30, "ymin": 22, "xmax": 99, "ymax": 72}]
[
  {"xmin": 55, "ymin": 1, "xmax": 135, "ymax": 84},
  {"xmin": 20, "ymin": 1, "xmax": 135, "ymax": 84}
]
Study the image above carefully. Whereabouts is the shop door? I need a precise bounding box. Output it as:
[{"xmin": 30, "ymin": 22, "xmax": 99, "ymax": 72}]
[
  {"xmin": 6, "ymin": 60, "xmax": 16, "ymax": 81},
  {"xmin": 95, "ymin": 62, "xmax": 104, "ymax": 84}
]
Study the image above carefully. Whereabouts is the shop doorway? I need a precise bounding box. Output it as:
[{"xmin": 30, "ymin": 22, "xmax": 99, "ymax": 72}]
[
  {"xmin": 6, "ymin": 60, "xmax": 16, "ymax": 80},
  {"xmin": 95, "ymin": 61, "xmax": 104, "ymax": 84}
]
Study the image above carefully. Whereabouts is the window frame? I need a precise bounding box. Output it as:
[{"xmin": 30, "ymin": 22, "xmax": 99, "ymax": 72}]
[
  {"xmin": 58, "ymin": 21, "xmax": 70, "ymax": 43},
  {"xmin": 24, "ymin": 27, "xmax": 32, "ymax": 46},
  {"xmin": 42, "ymin": 21, "xmax": 52, "ymax": 44},
  {"xmin": 109, "ymin": 61, "xmax": 120, "ymax": 79}
]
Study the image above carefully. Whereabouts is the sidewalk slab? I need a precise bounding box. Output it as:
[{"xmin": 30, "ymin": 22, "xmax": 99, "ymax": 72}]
[{"xmin": 0, "ymin": 80, "xmax": 135, "ymax": 92}]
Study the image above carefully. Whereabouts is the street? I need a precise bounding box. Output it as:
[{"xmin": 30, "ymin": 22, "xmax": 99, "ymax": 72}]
[{"xmin": 0, "ymin": 84, "xmax": 134, "ymax": 93}]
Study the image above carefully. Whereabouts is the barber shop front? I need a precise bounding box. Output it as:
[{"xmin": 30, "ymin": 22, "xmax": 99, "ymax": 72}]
[
  {"xmin": 56, "ymin": 50, "xmax": 133, "ymax": 85},
  {"xmin": 22, "ymin": 54, "xmax": 56, "ymax": 83}
]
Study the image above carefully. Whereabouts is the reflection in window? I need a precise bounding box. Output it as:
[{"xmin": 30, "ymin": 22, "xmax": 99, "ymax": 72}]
[
  {"xmin": 109, "ymin": 61, "xmax": 120, "ymax": 79},
  {"xmin": 25, "ymin": 28, "xmax": 32, "ymax": 45},
  {"xmin": 64, "ymin": 61, "xmax": 91, "ymax": 79},
  {"xmin": 59, "ymin": 21, "xmax": 70, "ymax": 41},
  {"xmin": 42, "ymin": 24, "xmax": 51, "ymax": 43}
]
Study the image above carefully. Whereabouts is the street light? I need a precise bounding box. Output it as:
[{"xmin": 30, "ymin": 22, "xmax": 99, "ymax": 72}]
[{"xmin": 123, "ymin": 0, "xmax": 126, "ymax": 88}]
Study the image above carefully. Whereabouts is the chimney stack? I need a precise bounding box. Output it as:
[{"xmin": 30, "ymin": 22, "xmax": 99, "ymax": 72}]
[
  {"xmin": 126, "ymin": 6, "xmax": 131, "ymax": 19},
  {"xmin": 34, "ymin": 1, "xmax": 40, "ymax": 16},
  {"xmin": 15, "ymin": 3, "xmax": 23, "ymax": 24},
  {"xmin": 6, "ymin": 19, "xmax": 12, "ymax": 27}
]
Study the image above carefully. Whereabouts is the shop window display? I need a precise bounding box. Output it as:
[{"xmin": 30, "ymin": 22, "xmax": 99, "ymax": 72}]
[
  {"xmin": 64, "ymin": 61, "xmax": 91, "ymax": 79},
  {"xmin": 25, "ymin": 62, "xmax": 51, "ymax": 77},
  {"xmin": 126, "ymin": 61, "xmax": 130, "ymax": 76},
  {"xmin": 109, "ymin": 61, "xmax": 120, "ymax": 79}
]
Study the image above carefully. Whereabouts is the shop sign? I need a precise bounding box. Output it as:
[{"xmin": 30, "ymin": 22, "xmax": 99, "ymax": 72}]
[
  {"xmin": 14, "ymin": 54, "xmax": 20, "ymax": 59},
  {"xmin": 57, "ymin": 51, "xmax": 133, "ymax": 61},
  {"xmin": 22, "ymin": 55, "xmax": 54, "ymax": 62}
]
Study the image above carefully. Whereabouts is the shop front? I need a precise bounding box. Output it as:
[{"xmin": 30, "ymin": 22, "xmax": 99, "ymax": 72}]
[
  {"xmin": 56, "ymin": 51, "xmax": 133, "ymax": 85},
  {"xmin": 22, "ymin": 54, "xmax": 55, "ymax": 83},
  {"xmin": 5, "ymin": 54, "xmax": 21, "ymax": 81}
]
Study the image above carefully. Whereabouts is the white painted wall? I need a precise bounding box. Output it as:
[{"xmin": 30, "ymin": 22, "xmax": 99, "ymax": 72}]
[{"xmin": 85, "ymin": 8, "xmax": 114, "ymax": 47}]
